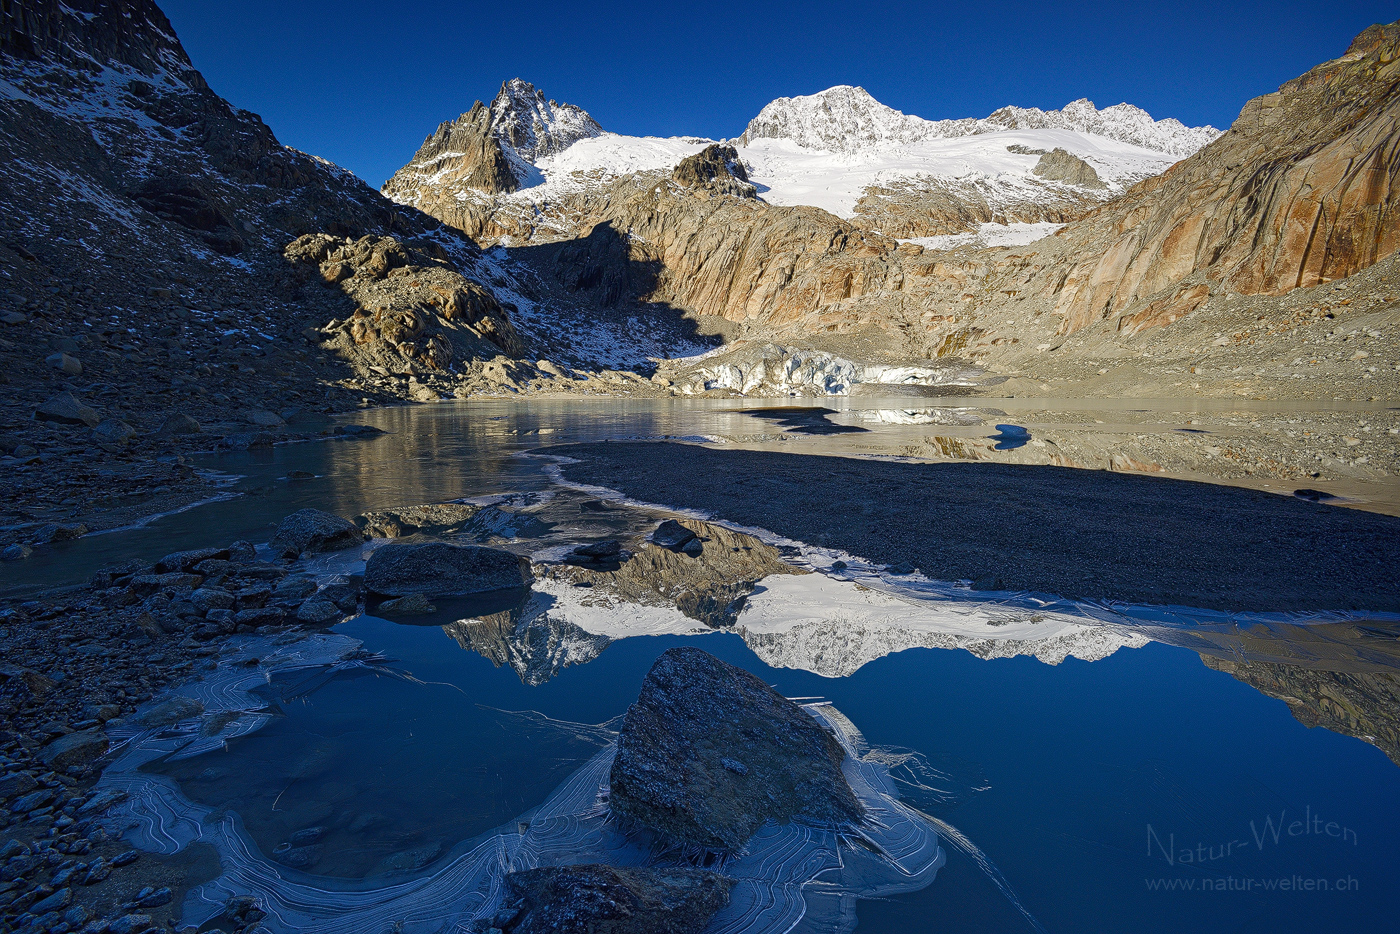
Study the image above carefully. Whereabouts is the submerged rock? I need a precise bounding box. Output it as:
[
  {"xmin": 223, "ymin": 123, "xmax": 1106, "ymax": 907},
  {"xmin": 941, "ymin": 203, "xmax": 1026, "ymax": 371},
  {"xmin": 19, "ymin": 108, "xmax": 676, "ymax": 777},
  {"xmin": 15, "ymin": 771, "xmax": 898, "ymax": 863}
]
[
  {"xmin": 501, "ymin": 864, "xmax": 732, "ymax": 934},
  {"xmin": 376, "ymin": 593, "xmax": 437, "ymax": 615},
  {"xmin": 608, "ymin": 647, "xmax": 862, "ymax": 853},
  {"xmin": 364, "ymin": 541, "xmax": 531, "ymax": 597},
  {"xmin": 269, "ymin": 508, "xmax": 364, "ymax": 558},
  {"xmin": 138, "ymin": 697, "xmax": 205, "ymax": 729},
  {"xmin": 355, "ymin": 502, "xmax": 482, "ymax": 539},
  {"xmin": 370, "ymin": 841, "xmax": 443, "ymax": 876}
]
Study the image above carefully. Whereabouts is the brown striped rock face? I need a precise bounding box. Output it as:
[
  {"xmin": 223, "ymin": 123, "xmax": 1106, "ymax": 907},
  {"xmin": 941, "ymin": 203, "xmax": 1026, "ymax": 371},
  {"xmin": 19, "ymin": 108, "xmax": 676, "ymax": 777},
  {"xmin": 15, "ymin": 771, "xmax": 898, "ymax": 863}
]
[{"xmin": 1049, "ymin": 22, "xmax": 1400, "ymax": 335}]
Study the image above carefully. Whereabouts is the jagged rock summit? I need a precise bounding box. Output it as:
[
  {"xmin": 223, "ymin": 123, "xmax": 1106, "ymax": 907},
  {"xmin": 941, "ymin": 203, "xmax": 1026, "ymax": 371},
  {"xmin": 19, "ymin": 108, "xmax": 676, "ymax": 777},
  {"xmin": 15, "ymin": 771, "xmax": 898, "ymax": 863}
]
[
  {"xmin": 382, "ymin": 78, "xmax": 601, "ymax": 201},
  {"xmin": 491, "ymin": 77, "xmax": 603, "ymax": 163},
  {"xmin": 737, "ymin": 85, "xmax": 1220, "ymax": 156},
  {"xmin": 737, "ymin": 85, "xmax": 949, "ymax": 151}
]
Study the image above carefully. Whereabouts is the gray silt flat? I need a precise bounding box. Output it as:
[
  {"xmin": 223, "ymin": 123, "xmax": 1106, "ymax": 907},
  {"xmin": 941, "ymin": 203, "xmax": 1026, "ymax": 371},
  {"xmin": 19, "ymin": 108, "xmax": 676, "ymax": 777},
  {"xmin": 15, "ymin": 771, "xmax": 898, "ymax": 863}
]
[{"xmin": 549, "ymin": 441, "xmax": 1400, "ymax": 614}]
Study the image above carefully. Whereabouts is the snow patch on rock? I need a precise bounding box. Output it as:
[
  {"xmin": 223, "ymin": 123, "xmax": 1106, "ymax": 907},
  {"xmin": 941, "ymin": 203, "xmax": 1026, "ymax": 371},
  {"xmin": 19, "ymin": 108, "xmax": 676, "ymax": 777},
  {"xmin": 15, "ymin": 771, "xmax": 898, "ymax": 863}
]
[{"xmin": 902, "ymin": 221, "xmax": 1066, "ymax": 252}]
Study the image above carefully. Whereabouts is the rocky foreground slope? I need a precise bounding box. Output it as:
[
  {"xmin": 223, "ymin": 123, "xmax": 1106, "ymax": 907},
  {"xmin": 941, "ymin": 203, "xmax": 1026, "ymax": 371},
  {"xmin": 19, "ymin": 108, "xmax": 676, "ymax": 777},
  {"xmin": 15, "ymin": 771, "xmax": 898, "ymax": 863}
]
[{"xmin": 0, "ymin": 1, "xmax": 713, "ymax": 544}]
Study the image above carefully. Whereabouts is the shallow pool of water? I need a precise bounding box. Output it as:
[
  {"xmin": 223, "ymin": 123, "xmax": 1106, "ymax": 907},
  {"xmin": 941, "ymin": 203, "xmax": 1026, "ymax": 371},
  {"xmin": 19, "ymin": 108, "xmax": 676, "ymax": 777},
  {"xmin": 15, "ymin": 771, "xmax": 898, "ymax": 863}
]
[{"xmin": 19, "ymin": 398, "xmax": 1400, "ymax": 932}]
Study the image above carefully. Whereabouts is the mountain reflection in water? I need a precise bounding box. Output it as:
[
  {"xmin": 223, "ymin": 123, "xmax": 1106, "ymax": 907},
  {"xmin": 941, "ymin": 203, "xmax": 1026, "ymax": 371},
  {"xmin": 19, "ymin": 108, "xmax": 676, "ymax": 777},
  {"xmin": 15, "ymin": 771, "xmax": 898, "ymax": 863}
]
[{"xmin": 370, "ymin": 486, "xmax": 1400, "ymax": 775}]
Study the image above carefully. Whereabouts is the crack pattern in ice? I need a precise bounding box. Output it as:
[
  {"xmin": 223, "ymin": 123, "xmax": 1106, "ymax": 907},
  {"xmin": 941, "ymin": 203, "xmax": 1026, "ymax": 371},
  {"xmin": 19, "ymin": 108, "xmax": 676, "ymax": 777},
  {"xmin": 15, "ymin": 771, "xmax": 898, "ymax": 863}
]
[{"xmin": 92, "ymin": 635, "xmax": 946, "ymax": 934}]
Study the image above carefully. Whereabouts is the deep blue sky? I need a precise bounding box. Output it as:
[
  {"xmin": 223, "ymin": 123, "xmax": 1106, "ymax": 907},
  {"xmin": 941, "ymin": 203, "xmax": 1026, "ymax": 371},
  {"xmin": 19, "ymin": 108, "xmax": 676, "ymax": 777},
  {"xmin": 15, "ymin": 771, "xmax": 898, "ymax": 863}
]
[{"xmin": 161, "ymin": 1, "xmax": 1395, "ymax": 187}]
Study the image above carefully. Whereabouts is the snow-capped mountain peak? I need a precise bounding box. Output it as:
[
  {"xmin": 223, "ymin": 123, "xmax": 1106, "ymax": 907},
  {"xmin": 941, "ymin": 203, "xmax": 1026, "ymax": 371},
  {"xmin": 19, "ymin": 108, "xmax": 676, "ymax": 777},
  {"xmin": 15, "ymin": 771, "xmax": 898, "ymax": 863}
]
[
  {"xmin": 737, "ymin": 85, "xmax": 941, "ymax": 152},
  {"xmin": 488, "ymin": 78, "xmax": 602, "ymax": 162},
  {"xmin": 737, "ymin": 85, "xmax": 1220, "ymax": 158},
  {"xmin": 983, "ymin": 99, "xmax": 1220, "ymax": 158}
]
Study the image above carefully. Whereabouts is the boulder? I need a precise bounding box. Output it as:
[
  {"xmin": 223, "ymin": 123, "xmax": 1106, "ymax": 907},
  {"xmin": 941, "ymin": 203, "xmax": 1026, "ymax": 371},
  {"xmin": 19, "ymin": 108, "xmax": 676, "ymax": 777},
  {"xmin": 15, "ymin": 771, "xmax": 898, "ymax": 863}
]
[
  {"xmin": 234, "ymin": 607, "xmax": 286, "ymax": 627},
  {"xmin": 129, "ymin": 571, "xmax": 202, "ymax": 595},
  {"xmin": 609, "ymin": 647, "xmax": 862, "ymax": 853},
  {"xmin": 364, "ymin": 541, "xmax": 531, "ymax": 597},
  {"xmin": 34, "ymin": 392, "xmax": 100, "ymax": 427},
  {"xmin": 269, "ymin": 508, "xmax": 363, "ymax": 558},
  {"xmin": 352, "ymin": 504, "xmax": 484, "ymax": 540},
  {"xmin": 46, "ymin": 351, "xmax": 82, "ymax": 376},
  {"xmin": 318, "ymin": 582, "xmax": 361, "ymax": 611},
  {"xmin": 33, "ymin": 523, "xmax": 87, "ymax": 544},
  {"xmin": 106, "ymin": 914, "xmax": 154, "ymax": 934},
  {"xmin": 650, "ymin": 520, "xmax": 696, "ymax": 550},
  {"xmin": 0, "ymin": 771, "xmax": 37, "ymax": 798},
  {"xmin": 274, "ymin": 576, "xmax": 318, "ymax": 601},
  {"xmin": 500, "ymin": 865, "xmax": 733, "ymax": 934},
  {"xmin": 190, "ymin": 588, "xmax": 235, "ymax": 613},
  {"xmin": 155, "ymin": 547, "xmax": 231, "ymax": 573},
  {"xmin": 572, "ymin": 539, "xmax": 621, "ymax": 559},
  {"xmin": 156, "ymin": 413, "xmax": 201, "ymax": 436},
  {"xmin": 243, "ymin": 409, "xmax": 285, "ymax": 427},
  {"xmin": 92, "ymin": 418, "xmax": 136, "ymax": 447},
  {"xmin": 39, "ymin": 729, "xmax": 109, "ymax": 769},
  {"xmin": 296, "ymin": 597, "xmax": 342, "ymax": 623}
]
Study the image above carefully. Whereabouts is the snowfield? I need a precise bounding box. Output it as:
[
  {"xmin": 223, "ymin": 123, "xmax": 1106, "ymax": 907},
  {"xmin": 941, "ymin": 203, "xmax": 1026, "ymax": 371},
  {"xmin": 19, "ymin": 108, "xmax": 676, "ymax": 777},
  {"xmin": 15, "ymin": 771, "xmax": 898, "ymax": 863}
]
[
  {"xmin": 495, "ymin": 87, "xmax": 1208, "ymax": 222},
  {"xmin": 738, "ymin": 127, "xmax": 1178, "ymax": 218}
]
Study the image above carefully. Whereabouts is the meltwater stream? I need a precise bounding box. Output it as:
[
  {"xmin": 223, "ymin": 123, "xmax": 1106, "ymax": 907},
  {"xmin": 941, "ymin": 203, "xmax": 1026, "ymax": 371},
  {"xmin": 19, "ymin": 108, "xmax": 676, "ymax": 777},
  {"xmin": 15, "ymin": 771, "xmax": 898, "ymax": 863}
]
[{"xmin": 10, "ymin": 399, "xmax": 1400, "ymax": 933}]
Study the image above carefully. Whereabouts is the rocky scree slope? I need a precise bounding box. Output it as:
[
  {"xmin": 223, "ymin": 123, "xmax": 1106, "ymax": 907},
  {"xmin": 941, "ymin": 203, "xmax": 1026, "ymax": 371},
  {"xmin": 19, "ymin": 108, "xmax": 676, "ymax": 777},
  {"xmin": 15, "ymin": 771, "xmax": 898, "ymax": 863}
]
[{"xmin": 0, "ymin": 0, "xmax": 541, "ymax": 397}]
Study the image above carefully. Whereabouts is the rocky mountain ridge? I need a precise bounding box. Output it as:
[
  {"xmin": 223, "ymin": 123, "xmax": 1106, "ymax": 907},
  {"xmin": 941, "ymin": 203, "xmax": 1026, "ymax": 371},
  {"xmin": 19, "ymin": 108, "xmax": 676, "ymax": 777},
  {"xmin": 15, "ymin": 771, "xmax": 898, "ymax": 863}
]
[
  {"xmin": 1, "ymin": 2, "xmax": 1396, "ymax": 535},
  {"xmin": 382, "ymin": 79, "xmax": 1198, "ymax": 248},
  {"xmin": 382, "ymin": 78, "xmax": 601, "ymax": 203}
]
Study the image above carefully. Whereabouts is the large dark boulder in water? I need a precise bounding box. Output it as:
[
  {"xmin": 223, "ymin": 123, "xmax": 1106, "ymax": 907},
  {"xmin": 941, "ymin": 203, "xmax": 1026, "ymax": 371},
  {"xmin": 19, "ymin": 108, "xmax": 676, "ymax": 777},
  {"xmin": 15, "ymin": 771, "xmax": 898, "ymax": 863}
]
[
  {"xmin": 269, "ymin": 509, "xmax": 363, "ymax": 558},
  {"xmin": 500, "ymin": 864, "xmax": 732, "ymax": 934},
  {"xmin": 608, "ymin": 647, "xmax": 862, "ymax": 853},
  {"xmin": 364, "ymin": 541, "xmax": 531, "ymax": 597}
]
